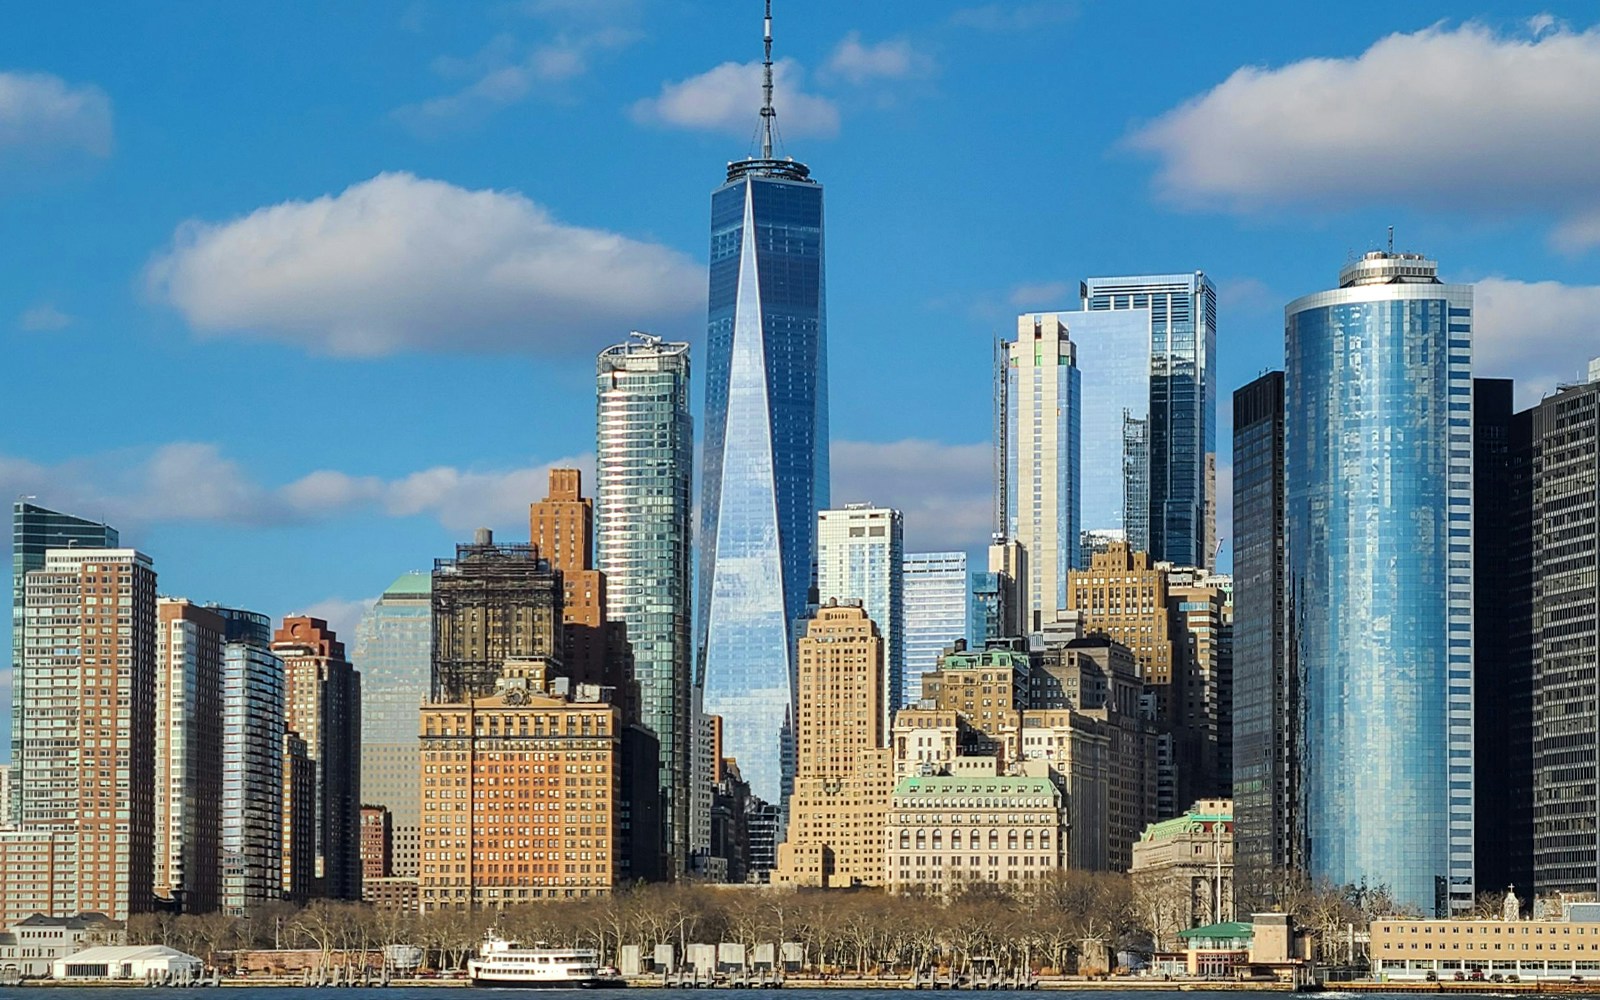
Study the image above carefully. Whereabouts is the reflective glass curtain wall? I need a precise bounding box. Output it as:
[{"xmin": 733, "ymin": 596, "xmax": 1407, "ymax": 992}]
[
  {"xmin": 698, "ymin": 159, "xmax": 826, "ymax": 804},
  {"xmin": 901, "ymin": 552, "xmax": 968, "ymax": 706},
  {"xmin": 597, "ymin": 337, "xmax": 694, "ymax": 873},
  {"xmin": 1083, "ymin": 274, "xmax": 1218, "ymax": 568},
  {"xmin": 1067, "ymin": 308, "xmax": 1154, "ymax": 548},
  {"xmin": 1286, "ymin": 257, "xmax": 1474, "ymax": 916}
]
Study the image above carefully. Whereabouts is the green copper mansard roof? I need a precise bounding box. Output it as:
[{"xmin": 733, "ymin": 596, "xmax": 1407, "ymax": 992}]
[{"xmin": 382, "ymin": 571, "xmax": 432, "ymax": 598}]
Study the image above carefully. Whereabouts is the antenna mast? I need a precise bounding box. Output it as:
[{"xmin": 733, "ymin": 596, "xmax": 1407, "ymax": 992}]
[{"xmin": 761, "ymin": 0, "xmax": 775, "ymax": 158}]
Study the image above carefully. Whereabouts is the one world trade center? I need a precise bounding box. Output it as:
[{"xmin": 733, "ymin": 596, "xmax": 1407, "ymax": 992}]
[{"xmin": 697, "ymin": 1, "xmax": 828, "ymax": 805}]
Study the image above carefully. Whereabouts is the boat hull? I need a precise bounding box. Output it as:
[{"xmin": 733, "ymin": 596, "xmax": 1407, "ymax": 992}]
[{"xmin": 469, "ymin": 974, "xmax": 628, "ymax": 989}]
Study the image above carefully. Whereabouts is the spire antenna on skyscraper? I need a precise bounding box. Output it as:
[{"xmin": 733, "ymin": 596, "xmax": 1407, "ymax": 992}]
[{"xmin": 760, "ymin": 0, "xmax": 776, "ymax": 159}]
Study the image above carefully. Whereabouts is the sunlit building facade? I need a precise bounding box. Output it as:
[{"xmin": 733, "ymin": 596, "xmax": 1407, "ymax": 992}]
[
  {"xmin": 817, "ymin": 505, "xmax": 903, "ymax": 733},
  {"xmin": 901, "ymin": 552, "xmax": 968, "ymax": 707},
  {"xmin": 1286, "ymin": 251, "xmax": 1474, "ymax": 916},
  {"xmin": 215, "ymin": 606, "xmax": 284, "ymax": 917},
  {"xmin": 698, "ymin": 150, "xmax": 828, "ymax": 804}
]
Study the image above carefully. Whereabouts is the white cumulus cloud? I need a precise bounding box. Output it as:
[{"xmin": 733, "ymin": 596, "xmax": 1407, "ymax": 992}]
[
  {"xmin": 631, "ymin": 58, "xmax": 839, "ymax": 139},
  {"xmin": 1129, "ymin": 22, "xmax": 1600, "ymax": 248},
  {"xmin": 825, "ymin": 32, "xmax": 933, "ymax": 84},
  {"xmin": 0, "ymin": 71, "xmax": 112, "ymax": 158},
  {"xmin": 146, "ymin": 172, "xmax": 703, "ymax": 357},
  {"xmin": 831, "ymin": 439, "xmax": 991, "ymax": 553},
  {"xmin": 1475, "ymin": 277, "xmax": 1600, "ymax": 405},
  {"xmin": 294, "ymin": 596, "xmax": 379, "ymax": 644}
]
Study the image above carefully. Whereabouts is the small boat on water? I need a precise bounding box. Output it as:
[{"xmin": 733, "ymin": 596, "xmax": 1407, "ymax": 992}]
[{"xmin": 467, "ymin": 932, "xmax": 627, "ymax": 989}]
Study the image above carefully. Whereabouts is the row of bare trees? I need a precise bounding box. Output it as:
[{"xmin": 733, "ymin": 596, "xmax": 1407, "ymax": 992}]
[{"xmin": 127, "ymin": 867, "xmax": 1412, "ymax": 975}]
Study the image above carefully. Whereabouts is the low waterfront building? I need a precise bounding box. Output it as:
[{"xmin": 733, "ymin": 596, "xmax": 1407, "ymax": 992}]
[
  {"xmin": 53, "ymin": 945, "xmax": 202, "ymax": 981},
  {"xmin": 0, "ymin": 913, "xmax": 122, "ymax": 979},
  {"xmin": 1371, "ymin": 912, "xmax": 1600, "ymax": 981},
  {"xmin": 1175, "ymin": 915, "xmax": 1312, "ymax": 982},
  {"xmin": 885, "ymin": 758, "xmax": 1065, "ymax": 893}
]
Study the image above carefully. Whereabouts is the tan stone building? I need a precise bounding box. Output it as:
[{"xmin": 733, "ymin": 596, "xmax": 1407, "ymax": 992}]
[
  {"xmin": 1130, "ymin": 798, "xmax": 1234, "ymax": 949},
  {"xmin": 891, "ymin": 709, "xmax": 978, "ymax": 782},
  {"xmin": 1004, "ymin": 710, "xmax": 1110, "ymax": 871},
  {"xmin": 418, "ymin": 658, "xmax": 622, "ymax": 910},
  {"xmin": 773, "ymin": 601, "xmax": 893, "ymax": 888},
  {"xmin": 919, "ymin": 643, "xmax": 1029, "ymax": 737},
  {"xmin": 886, "ymin": 757, "xmax": 1066, "ymax": 893},
  {"xmin": 1370, "ymin": 914, "xmax": 1600, "ymax": 981}
]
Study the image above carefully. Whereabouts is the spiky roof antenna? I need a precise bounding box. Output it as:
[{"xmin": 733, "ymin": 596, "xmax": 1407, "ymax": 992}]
[{"xmin": 760, "ymin": 0, "xmax": 775, "ymax": 159}]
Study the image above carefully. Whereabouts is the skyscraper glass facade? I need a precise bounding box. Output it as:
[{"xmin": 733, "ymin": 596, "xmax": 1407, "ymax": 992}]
[
  {"xmin": 1286, "ymin": 253, "xmax": 1474, "ymax": 916},
  {"xmin": 998, "ymin": 314, "xmax": 1080, "ymax": 634},
  {"xmin": 816, "ymin": 505, "xmax": 903, "ymax": 734},
  {"xmin": 1063, "ymin": 307, "xmax": 1154, "ymax": 546},
  {"xmin": 1083, "ymin": 274, "xmax": 1217, "ymax": 568},
  {"xmin": 8, "ymin": 502, "xmax": 119, "ymax": 819},
  {"xmin": 353, "ymin": 571, "xmax": 431, "ymax": 876},
  {"xmin": 597, "ymin": 335, "xmax": 694, "ymax": 871},
  {"xmin": 901, "ymin": 551, "xmax": 967, "ymax": 705},
  {"xmin": 699, "ymin": 157, "xmax": 827, "ymax": 804},
  {"xmin": 1230, "ymin": 371, "xmax": 1295, "ymax": 878},
  {"xmin": 967, "ymin": 571, "xmax": 1004, "ymax": 648},
  {"xmin": 214, "ymin": 606, "xmax": 284, "ymax": 916}
]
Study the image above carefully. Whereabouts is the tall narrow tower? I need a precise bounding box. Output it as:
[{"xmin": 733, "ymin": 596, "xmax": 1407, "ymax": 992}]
[{"xmin": 698, "ymin": 0, "xmax": 828, "ymax": 804}]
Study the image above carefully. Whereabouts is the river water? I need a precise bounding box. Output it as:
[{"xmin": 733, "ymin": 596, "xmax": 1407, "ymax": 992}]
[{"xmin": 0, "ymin": 991, "xmax": 1423, "ymax": 1000}]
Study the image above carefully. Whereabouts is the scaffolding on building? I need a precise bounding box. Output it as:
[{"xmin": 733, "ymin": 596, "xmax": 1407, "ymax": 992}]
[{"xmin": 430, "ymin": 530, "xmax": 562, "ymax": 702}]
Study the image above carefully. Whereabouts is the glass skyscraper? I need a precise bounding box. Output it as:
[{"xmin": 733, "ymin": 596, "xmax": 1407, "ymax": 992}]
[
  {"xmin": 967, "ymin": 571, "xmax": 1004, "ymax": 648},
  {"xmin": 996, "ymin": 313, "xmax": 1080, "ymax": 634},
  {"xmin": 901, "ymin": 551, "xmax": 967, "ymax": 705},
  {"xmin": 353, "ymin": 571, "xmax": 431, "ymax": 877},
  {"xmin": 815, "ymin": 505, "xmax": 902, "ymax": 734},
  {"xmin": 1062, "ymin": 307, "xmax": 1155, "ymax": 549},
  {"xmin": 1083, "ymin": 274, "xmax": 1217, "ymax": 568},
  {"xmin": 1286, "ymin": 251, "xmax": 1474, "ymax": 916},
  {"xmin": 1230, "ymin": 371, "xmax": 1296, "ymax": 878},
  {"xmin": 9, "ymin": 502, "xmax": 119, "ymax": 820},
  {"xmin": 596, "ymin": 334, "xmax": 694, "ymax": 872},
  {"xmin": 697, "ymin": 136, "xmax": 827, "ymax": 801},
  {"xmin": 213, "ymin": 605, "xmax": 284, "ymax": 916}
]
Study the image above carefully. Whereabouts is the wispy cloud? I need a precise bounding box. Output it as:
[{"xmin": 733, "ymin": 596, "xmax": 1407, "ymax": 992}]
[
  {"xmin": 1129, "ymin": 21, "xmax": 1600, "ymax": 250},
  {"xmin": 632, "ymin": 58, "xmax": 839, "ymax": 140},
  {"xmin": 824, "ymin": 32, "xmax": 935, "ymax": 84},
  {"xmin": 146, "ymin": 172, "xmax": 703, "ymax": 358},
  {"xmin": 1475, "ymin": 277, "xmax": 1600, "ymax": 405},
  {"xmin": 0, "ymin": 71, "xmax": 113, "ymax": 159},
  {"xmin": 0, "ymin": 442, "xmax": 595, "ymax": 535},
  {"xmin": 16, "ymin": 302, "xmax": 72, "ymax": 331},
  {"xmin": 831, "ymin": 439, "xmax": 991, "ymax": 553},
  {"xmin": 295, "ymin": 596, "xmax": 378, "ymax": 643},
  {"xmin": 1008, "ymin": 281, "xmax": 1073, "ymax": 309}
]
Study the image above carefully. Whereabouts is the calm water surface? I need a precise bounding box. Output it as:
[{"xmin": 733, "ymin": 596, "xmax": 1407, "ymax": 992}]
[{"xmin": 0, "ymin": 991, "xmax": 1428, "ymax": 1000}]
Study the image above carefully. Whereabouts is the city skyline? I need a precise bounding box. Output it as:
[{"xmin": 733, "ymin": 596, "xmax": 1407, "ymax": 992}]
[{"xmin": 5, "ymin": 4, "xmax": 1598, "ymax": 746}]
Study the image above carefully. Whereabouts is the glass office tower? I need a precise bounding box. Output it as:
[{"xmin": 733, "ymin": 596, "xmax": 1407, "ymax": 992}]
[
  {"xmin": 698, "ymin": 149, "xmax": 827, "ymax": 804},
  {"xmin": 1063, "ymin": 308, "xmax": 1155, "ymax": 550},
  {"xmin": 213, "ymin": 605, "xmax": 285, "ymax": 916},
  {"xmin": 353, "ymin": 571, "xmax": 431, "ymax": 877},
  {"xmin": 1083, "ymin": 274, "xmax": 1217, "ymax": 568},
  {"xmin": 901, "ymin": 552, "xmax": 968, "ymax": 705},
  {"xmin": 816, "ymin": 504, "xmax": 903, "ymax": 735},
  {"xmin": 9, "ymin": 502, "xmax": 119, "ymax": 820},
  {"xmin": 1286, "ymin": 252, "xmax": 1474, "ymax": 916},
  {"xmin": 597, "ymin": 334, "xmax": 694, "ymax": 872},
  {"xmin": 1230, "ymin": 371, "xmax": 1296, "ymax": 879}
]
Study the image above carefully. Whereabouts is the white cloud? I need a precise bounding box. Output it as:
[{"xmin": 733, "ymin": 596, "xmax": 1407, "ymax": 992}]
[
  {"xmin": 0, "ymin": 442, "xmax": 595, "ymax": 534},
  {"xmin": 146, "ymin": 172, "xmax": 703, "ymax": 357},
  {"xmin": 1475, "ymin": 277, "xmax": 1600, "ymax": 405},
  {"xmin": 1216, "ymin": 277, "xmax": 1280, "ymax": 316},
  {"xmin": 949, "ymin": 3, "xmax": 1077, "ymax": 32},
  {"xmin": 395, "ymin": 29, "xmax": 636, "ymax": 131},
  {"xmin": 831, "ymin": 439, "xmax": 991, "ymax": 553},
  {"xmin": 1008, "ymin": 281, "xmax": 1073, "ymax": 308},
  {"xmin": 16, "ymin": 303, "xmax": 72, "ymax": 331},
  {"xmin": 631, "ymin": 59, "xmax": 839, "ymax": 139},
  {"xmin": 1129, "ymin": 22, "xmax": 1600, "ymax": 248},
  {"xmin": 825, "ymin": 32, "xmax": 933, "ymax": 84},
  {"xmin": 0, "ymin": 71, "xmax": 112, "ymax": 158},
  {"xmin": 294, "ymin": 596, "xmax": 378, "ymax": 644}
]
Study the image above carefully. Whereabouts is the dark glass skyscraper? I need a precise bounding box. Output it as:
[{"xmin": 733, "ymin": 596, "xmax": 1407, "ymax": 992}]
[
  {"xmin": 1230, "ymin": 371, "xmax": 1297, "ymax": 885},
  {"xmin": 698, "ymin": 7, "xmax": 828, "ymax": 804}
]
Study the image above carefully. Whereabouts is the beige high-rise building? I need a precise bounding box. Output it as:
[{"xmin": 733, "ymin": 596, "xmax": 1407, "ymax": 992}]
[
  {"xmin": 154, "ymin": 599, "xmax": 226, "ymax": 913},
  {"xmin": 273, "ymin": 616, "xmax": 361, "ymax": 900},
  {"xmin": 418, "ymin": 658, "xmax": 622, "ymax": 910},
  {"xmin": 12, "ymin": 549, "xmax": 158, "ymax": 922},
  {"xmin": 997, "ymin": 314, "xmax": 1080, "ymax": 635},
  {"xmin": 774, "ymin": 601, "xmax": 893, "ymax": 888}
]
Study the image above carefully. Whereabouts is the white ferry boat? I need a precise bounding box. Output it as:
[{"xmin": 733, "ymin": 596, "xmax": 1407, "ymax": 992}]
[{"xmin": 467, "ymin": 932, "xmax": 626, "ymax": 989}]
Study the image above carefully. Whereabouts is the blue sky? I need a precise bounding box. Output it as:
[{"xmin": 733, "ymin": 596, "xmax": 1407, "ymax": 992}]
[{"xmin": 4, "ymin": 1, "xmax": 1600, "ymax": 754}]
